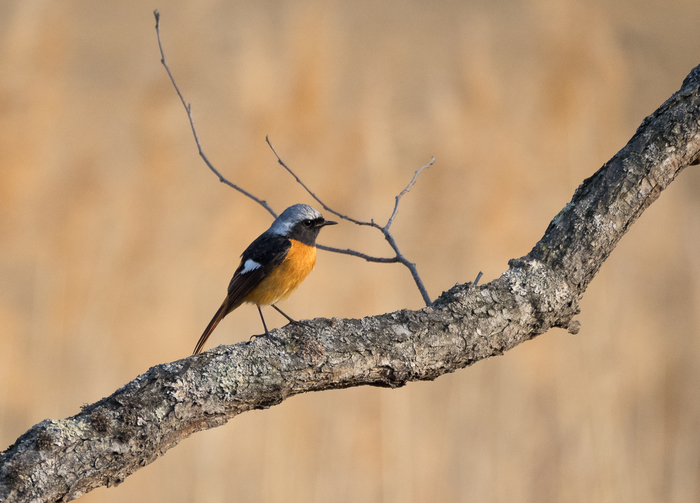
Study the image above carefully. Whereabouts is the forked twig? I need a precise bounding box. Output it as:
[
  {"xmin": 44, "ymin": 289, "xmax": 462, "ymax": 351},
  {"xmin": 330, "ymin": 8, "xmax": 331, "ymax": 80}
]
[
  {"xmin": 154, "ymin": 10, "xmax": 432, "ymax": 306},
  {"xmin": 268, "ymin": 135, "xmax": 434, "ymax": 304}
]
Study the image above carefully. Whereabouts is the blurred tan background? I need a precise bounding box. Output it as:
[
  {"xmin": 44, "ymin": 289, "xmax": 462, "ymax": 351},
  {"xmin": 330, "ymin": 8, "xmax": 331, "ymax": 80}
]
[{"xmin": 1, "ymin": 0, "xmax": 700, "ymax": 501}]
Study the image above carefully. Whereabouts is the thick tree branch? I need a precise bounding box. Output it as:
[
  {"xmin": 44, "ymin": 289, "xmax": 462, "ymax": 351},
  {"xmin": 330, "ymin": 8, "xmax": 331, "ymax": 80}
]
[{"xmin": 2, "ymin": 64, "xmax": 700, "ymax": 503}]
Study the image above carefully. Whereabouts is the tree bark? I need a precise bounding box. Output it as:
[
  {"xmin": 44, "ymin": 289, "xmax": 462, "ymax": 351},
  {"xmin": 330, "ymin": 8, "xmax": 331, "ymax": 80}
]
[{"xmin": 3, "ymin": 64, "xmax": 700, "ymax": 503}]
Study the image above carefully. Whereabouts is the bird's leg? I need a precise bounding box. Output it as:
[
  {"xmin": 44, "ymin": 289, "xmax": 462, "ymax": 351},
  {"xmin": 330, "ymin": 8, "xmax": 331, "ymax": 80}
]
[
  {"xmin": 257, "ymin": 305, "xmax": 270, "ymax": 336},
  {"xmin": 271, "ymin": 305, "xmax": 312, "ymax": 331},
  {"xmin": 271, "ymin": 304, "xmax": 297, "ymax": 324},
  {"xmin": 248, "ymin": 306, "xmax": 274, "ymax": 343}
]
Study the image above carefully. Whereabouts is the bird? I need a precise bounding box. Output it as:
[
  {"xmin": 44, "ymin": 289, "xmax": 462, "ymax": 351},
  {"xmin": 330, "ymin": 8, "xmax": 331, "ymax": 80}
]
[{"xmin": 193, "ymin": 204, "xmax": 337, "ymax": 354}]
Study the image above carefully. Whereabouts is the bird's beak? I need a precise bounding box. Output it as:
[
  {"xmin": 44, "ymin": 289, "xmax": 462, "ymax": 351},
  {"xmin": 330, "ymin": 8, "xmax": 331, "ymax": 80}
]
[{"xmin": 319, "ymin": 220, "xmax": 337, "ymax": 227}]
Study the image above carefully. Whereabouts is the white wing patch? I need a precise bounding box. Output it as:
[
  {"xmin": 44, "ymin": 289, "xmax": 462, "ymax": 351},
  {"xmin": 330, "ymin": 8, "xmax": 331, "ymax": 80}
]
[{"xmin": 240, "ymin": 259, "xmax": 262, "ymax": 274}]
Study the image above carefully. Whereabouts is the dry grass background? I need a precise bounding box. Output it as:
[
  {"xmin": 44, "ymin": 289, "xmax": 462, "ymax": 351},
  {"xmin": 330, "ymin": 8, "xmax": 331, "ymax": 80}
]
[{"xmin": 1, "ymin": 0, "xmax": 700, "ymax": 501}]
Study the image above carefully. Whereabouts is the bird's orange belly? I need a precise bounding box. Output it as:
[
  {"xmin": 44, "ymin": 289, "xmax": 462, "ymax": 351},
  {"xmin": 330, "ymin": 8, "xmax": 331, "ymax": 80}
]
[{"xmin": 244, "ymin": 239, "xmax": 317, "ymax": 306}]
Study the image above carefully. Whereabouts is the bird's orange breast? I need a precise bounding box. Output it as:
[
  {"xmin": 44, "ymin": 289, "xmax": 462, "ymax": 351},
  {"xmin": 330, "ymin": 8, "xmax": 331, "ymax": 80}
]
[{"xmin": 244, "ymin": 239, "xmax": 317, "ymax": 306}]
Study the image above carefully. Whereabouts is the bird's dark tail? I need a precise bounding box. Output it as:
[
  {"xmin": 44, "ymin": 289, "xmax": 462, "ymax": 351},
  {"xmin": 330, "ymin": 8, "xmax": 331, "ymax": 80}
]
[{"xmin": 193, "ymin": 299, "xmax": 230, "ymax": 355}]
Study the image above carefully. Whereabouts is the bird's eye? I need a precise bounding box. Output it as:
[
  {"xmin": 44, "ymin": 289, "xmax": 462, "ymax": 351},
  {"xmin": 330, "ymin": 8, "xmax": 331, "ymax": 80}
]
[{"xmin": 302, "ymin": 219, "xmax": 313, "ymax": 227}]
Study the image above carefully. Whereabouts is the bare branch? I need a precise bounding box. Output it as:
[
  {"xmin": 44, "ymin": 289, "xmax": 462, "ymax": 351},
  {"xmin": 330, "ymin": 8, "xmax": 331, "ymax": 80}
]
[
  {"xmin": 154, "ymin": 10, "xmax": 277, "ymax": 218},
  {"xmin": 264, "ymin": 136, "xmax": 377, "ymax": 227},
  {"xmin": 266, "ymin": 136, "xmax": 434, "ymax": 305},
  {"xmin": 316, "ymin": 244, "xmax": 400, "ymax": 263},
  {"xmin": 385, "ymin": 157, "xmax": 434, "ymax": 229},
  {"xmin": 3, "ymin": 61, "xmax": 700, "ymax": 503},
  {"xmin": 155, "ymin": 10, "xmax": 432, "ymax": 302},
  {"xmin": 379, "ymin": 228, "xmax": 432, "ymax": 305}
]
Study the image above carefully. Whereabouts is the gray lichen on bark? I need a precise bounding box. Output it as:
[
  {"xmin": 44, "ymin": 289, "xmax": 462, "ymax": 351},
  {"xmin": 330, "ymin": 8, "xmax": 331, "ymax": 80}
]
[{"xmin": 2, "ymin": 64, "xmax": 700, "ymax": 503}]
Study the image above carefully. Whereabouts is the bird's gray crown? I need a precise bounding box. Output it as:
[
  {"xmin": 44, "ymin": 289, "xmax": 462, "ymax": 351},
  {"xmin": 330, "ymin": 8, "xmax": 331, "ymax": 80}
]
[{"xmin": 268, "ymin": 204, "xmax": 323, "ymax": 236}]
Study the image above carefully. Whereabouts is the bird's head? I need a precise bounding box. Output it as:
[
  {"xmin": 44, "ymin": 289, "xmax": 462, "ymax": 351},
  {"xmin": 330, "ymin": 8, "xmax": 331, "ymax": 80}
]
[{"xmin": 269, "ymin": 204, "xmax": 337, "ymax": 245}]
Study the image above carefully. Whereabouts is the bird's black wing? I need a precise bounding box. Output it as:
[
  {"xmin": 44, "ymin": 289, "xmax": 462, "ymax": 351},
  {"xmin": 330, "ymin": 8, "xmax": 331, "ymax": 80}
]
[
  {"xmin": 224, "ymin": 232, "xmax": 291, "ymax": 312},
  {"xmin": 193, "ymin": 232, "xmax": 291, "ymax": 354}
]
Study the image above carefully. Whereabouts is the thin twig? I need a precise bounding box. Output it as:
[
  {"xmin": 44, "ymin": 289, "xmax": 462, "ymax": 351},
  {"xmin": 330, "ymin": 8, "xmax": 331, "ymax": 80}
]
[
  {"xmin": 316, "ymin": 244, "xmax": 400, "ymax": 263},
  {"xmin": 386, "ymin": 157, "xmax": 434, "ymax": 229},
  {"xmin": 266, "ymin": 137, "xmax": 434, "ymax": 305},
  {"xmin": 154, "ymin": 10, "xmax": 277, "ymax": 218},
  {"xmin": 380, "ymin": 225, "xmax": 432, "ymax": 305},
  {"xmin": 265, "ymin": 136, "xmax": 378, "ymax": 228}
]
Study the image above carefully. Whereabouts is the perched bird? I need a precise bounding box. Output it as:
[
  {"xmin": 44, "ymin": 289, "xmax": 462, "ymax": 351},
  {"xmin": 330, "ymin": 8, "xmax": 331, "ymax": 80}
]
[{"xmin": 193, "ymin": 204, "xmax": 337, "ymax": 354}]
